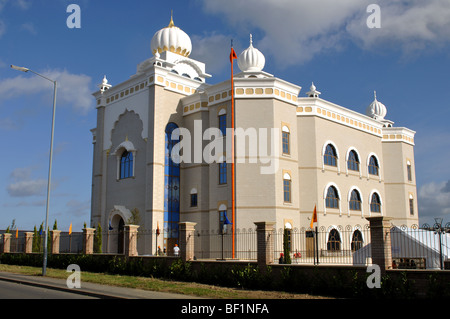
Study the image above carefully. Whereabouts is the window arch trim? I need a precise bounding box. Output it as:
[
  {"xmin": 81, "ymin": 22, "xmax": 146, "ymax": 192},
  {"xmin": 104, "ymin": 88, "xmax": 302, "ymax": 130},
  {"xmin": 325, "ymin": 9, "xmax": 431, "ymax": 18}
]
[
  {"xmin": 348, "ymin": 186, "xmax": 363, "ymax": 215},
  {"xmin": 367, "ymin": 152, "xmax": 381, "ymax": 181},
  {"xmin": 369, "ymin": 190, "xmax": 383, "ymax": 215},
  {"xmin": 323, "ymin": 182, "xmax": 341, "ymax": 215},
  {"xmin": 346, "ymin": 147, "xmax": 361, "ymax": 176},
  {"xmin": 322, "ymin": 141, "xmax": 340, "ymax": 172}
]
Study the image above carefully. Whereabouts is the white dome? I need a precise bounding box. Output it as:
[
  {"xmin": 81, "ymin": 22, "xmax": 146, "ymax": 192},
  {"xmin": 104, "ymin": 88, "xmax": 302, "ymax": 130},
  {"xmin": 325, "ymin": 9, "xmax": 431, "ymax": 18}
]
[
  {"xmin": 366, "ymin": 91, "xmax": 387, "ymax": 120},
  {"xmin": 238, "ymin": 34, "xmax": 265, "ymax": 72},
  {"xmin": 151, "ymin": 16, "xmax": 192, "ymax": 57}
]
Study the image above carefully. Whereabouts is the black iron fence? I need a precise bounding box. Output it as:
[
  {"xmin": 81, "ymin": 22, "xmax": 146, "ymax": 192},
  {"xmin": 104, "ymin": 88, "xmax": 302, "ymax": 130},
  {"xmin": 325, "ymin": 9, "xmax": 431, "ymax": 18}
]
[{"xmin": 2, "ymin": 222, "xmax": 450, "ymax": 269}]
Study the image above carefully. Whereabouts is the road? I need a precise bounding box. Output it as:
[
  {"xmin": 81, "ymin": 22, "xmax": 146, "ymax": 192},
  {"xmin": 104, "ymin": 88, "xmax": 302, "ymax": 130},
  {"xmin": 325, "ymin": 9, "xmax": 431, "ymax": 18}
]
[
  {"xmin": 0, "ymin": 271, "xmax": 202, "ymax": 299},
  {"xmin": 0, "ymin": 279, "xmax": 96, "ymax": 299}
]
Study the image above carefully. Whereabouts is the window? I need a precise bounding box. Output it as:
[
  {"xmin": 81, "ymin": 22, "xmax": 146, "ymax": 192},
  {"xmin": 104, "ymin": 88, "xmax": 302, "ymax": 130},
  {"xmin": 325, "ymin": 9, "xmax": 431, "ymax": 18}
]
[
  {"xmin": 409, "ymin": 194, "xmax": 414, "ymax": 216},
  {"xmin": 324, "ymin": 144, "xmax": 337, "ymax": 167},
  {"xmin": 120, "ymin": 151, "xmax": 133, "ymax": 179},
  {"xmin": 351, "ymin": 230, "xmax": 363, "ymax": 252},
  {"xmin": 219, "ymin": 209, "xmax": 229, "ymax": 233},
  {"xmin": 219, "ymin": 162, "xmax": 227, "ymax": 184},
  {"xmin": 219, "ymin": 114, "xmax": 227, "ymax": 136},
  {"xmin": 349, "ymin": 189, "xmax": 361, "ymax": 211},
  {"xmin": 347, "ymin": 150, "xmax": 360, "ymax": 172},
  {"xmin": 327, "ymin": 229, "xmax": 341, "ymax": 251},
  {"xmin": 370, "ymin": 193, "xmax": 381, "ymax": 213},
  {"xmin": 326, "ymin": 186, "xmax": 339, "ymax": 209},
  {"xmin": 368, "ymin": 156, "xmax": 379, "ymax": 176},
  {"xmin": 283, "ymin": 173, "xmax": 291, "ymax": 203},
  {"xmin": 407, "ymin": 160, "xmax": 412, "ymax": 181},
  {"xmin": 190, "ymin": 194, "xmax": 198, "ymax": 207},
  {"xmin": 282, "ymin": 126, "xmax": 290, "ymax": 155}
]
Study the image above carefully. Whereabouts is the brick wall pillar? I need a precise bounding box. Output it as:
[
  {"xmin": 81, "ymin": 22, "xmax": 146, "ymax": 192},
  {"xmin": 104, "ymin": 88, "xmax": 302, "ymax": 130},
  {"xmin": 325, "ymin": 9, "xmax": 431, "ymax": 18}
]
[
  {"xmin": 1, "ymin": 233, "xmax": 11, "ymax": 253},
  {"xmin": 367, "ymin": 216, "xmax": 393, "ymax": 272},
  {"xmin": 179, "ymin": 222, "xmax": 196, "ymax": 261},
  {"xmin": 50, "ymin": 230, "xmax": 61, "ymax": 254},
  {"xmin": 24, "ymin": 232, "xmax": 34, "ymax": 254},
  {"xmin": 254, "ymin": 221, "xmax": 276, "ymax": 269},
  {"xmin": 83, "ymin": 228, "xmax": 95, "ymax": 255},
  {"xmin": 124, "ymin": 225, "xmax": 139, "ymax": 257}
]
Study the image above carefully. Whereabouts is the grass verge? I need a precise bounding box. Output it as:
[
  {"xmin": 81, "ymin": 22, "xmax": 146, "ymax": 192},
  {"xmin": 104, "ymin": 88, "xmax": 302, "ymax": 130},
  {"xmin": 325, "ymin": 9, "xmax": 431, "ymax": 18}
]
[{"xmin": 0, "ymin": 264, "xmax": 330, "ymax": 299}]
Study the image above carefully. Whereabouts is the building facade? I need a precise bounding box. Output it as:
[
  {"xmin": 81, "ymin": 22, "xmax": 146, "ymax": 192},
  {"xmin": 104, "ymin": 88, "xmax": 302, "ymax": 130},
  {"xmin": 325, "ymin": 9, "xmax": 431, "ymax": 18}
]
[{"xmin": 90, "ymin": 17, "xmax": 419, "ymax": 256}]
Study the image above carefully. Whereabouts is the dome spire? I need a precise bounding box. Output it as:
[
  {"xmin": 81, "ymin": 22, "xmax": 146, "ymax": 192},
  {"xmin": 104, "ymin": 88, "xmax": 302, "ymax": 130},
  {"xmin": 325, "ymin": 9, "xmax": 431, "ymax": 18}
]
[
  {"xmin": 168, "ymin": 10, "xmax": 174, "ymax": 28},
  {"xmin": 237, "ymin": 34, "xmax": 265, "ymax": 72},
  {"xmin": 366, "ymin": 90, "xmax": 387, "ymax": 120}
]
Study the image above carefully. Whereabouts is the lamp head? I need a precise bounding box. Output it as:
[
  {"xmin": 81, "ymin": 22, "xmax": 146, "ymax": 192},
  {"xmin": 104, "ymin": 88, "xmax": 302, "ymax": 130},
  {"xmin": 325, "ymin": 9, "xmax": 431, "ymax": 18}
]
[{"xmin": 10, "ymin": 65, "xmax": 29, "ymax": 72}]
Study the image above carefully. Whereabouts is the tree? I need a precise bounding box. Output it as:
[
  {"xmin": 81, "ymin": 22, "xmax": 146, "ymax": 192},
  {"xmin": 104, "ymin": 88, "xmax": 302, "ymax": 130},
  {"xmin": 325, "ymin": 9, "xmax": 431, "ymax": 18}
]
[
  {"xmin": 283, "ymin": 228, "xmax": 292, "ymax": 264},
  {"xmin": 53, "ymin": 219, "xmax": 58, "ymax": 230},
  {"xmin": 94, "ymin": 223, "xmax": 102, "ymax": 253},
  {"xmin": 128, "ymin": 208, "xmax": 141, "ymax": 225}
]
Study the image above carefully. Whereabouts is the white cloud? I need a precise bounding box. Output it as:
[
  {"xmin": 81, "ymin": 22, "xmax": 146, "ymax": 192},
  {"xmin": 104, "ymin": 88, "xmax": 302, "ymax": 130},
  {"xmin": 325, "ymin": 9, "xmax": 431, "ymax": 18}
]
[
  {"xmin": 0, "ymin": 69, "xmax": 94, "ymax": 114},
  {"xmin": 200, "ymin": 0, "xmax": 450, "ymax": 68},
  {"xmin": 418, "ymin": 180, "xmax": 450, "ymax": 224},
  {"xmin": 20, "ymin": 22, "xmax": 36, "ymax": 35},
  {"xmin": 191, "ymin": 32, "xmax": 237, "ymax": 75},
  {"xmin": 7, "ymin": 166, "xmax": 47, "ymax": 198}
]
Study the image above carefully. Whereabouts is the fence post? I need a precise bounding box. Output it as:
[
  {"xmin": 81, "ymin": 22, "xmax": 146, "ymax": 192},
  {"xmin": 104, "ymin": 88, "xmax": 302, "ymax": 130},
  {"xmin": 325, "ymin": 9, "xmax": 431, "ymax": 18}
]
[
  {"xmin": 254, "ymin": 221, "xmax": 276, "ymax": 270},
  {"xmin": 2, "ymin": 233, "xmax": 11, "ymax": 253},
  {"xmin": 50, "ymin": 230, "xmax": 61, "ymax": 254},
  {"xmin": 24, "ymin": 232, "xmax": 34, "ymax": 254},
  {"xmin": 82, "ymin": 228, "xmax": 95, "ymax": 255},
  {"xmin": 179, "ymin": 222, "xmax": 196, "ymax": 261},
  {"xmin": 367, "ymin": 216, "xmax": 393, "ymax": 272},
  {"xmin": 124, "ymin": 224, "xmax": 139, "ymax": 257}
]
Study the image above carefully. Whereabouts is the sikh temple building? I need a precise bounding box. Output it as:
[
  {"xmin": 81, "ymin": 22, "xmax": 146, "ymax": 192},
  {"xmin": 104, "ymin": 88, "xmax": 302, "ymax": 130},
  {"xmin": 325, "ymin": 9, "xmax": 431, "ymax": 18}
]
[{"xmin": 90, "ymin": 16, "xmax": 419, "ymax": 256}]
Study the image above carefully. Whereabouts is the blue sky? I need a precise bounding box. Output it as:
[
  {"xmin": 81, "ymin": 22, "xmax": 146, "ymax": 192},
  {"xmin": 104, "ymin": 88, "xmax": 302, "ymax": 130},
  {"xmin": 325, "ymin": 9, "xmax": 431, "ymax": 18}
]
[{"xmin": 0, "ymin": 0, "xmax": 449, "ymax": 232}]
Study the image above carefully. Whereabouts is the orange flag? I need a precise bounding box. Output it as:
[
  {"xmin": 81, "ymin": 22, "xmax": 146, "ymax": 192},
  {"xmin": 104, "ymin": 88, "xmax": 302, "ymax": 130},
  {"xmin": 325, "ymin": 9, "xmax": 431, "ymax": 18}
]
[
  {"xmin": 310, "ymin": 205, "xmax": 317, "ymax": 229},
  {"xmin": 15, "ymin": 228, "xmax": 18, "ymax": 238},
  {"xmin": 69, "ymin": 223, "xmax": 72, "ymax": 235},
  {"xmin": 229, "ymin": 46, "xmax": 237, "ymax": 63}
]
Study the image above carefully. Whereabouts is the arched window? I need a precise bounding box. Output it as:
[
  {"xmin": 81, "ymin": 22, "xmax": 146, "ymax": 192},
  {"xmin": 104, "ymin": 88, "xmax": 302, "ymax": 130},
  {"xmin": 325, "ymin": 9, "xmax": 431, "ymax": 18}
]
[
  {"xmin": 282, "ymin": 126, "xmax": 290, "ymax": 155},
  {"xmin": 368, "ymin": 155, "xmax": 379, "ymax": 176},
  {"xmin": 324, "ymin": 144, "xmax": 337, "ymax": 167},
  {"xmin": 349, "ymin": 189, "xmax": 362, "ymax": 211},
  {"xmin": 409, "ymin": 194, "xmax": 414, "ymax": 216},
  {"xmin": 326, "ymin": 186, "xmax": 339, "ymax": 209},
  {"xmin": 347, "ymin": 150, "xmax": 360, "ymax": 172},
  {"xmin": 120, "ymin": 151, "xmax": 133, "ymax": 179},
  {"xmin": 283, "ymin": 173, "xmax": 291, "ymax": 203},
  {"xmin": 370, "ymin": 192, "xmax": 381, "ymax": 213},
  {"xmin": 351, "ymin": 230, "xmax": 363, "ymax": 252},
  {"xmin": 219, "ymin": 162, "xmax": 227, "ymax": 184},
  {"xmin": 327, "ymin": 229, "xmax": 341, "ymax": 251},
  {"xmin": 218, "ymin": 109, "xmax": 227, "ymax": 136}
]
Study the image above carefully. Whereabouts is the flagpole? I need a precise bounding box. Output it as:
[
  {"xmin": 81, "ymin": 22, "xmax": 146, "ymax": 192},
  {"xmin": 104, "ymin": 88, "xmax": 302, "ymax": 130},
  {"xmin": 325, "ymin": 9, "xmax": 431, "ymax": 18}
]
[{"xmin": 230, "ymin": 40, "xmax": 236, "ymax": 259}]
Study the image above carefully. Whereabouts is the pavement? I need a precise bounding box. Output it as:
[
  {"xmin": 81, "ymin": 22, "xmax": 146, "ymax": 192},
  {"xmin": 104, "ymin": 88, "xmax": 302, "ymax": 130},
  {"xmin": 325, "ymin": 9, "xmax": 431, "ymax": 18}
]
[{"xmin": 0, "ymin": 271, "xmax": 202, "ymax": 299}]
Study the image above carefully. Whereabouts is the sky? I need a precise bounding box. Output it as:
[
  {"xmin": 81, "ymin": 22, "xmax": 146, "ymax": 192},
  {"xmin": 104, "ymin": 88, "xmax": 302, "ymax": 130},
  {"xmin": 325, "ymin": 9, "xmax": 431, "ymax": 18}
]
[{"xmin": 0, "ymin": 0, "xmax": 449, "ymax": 232}]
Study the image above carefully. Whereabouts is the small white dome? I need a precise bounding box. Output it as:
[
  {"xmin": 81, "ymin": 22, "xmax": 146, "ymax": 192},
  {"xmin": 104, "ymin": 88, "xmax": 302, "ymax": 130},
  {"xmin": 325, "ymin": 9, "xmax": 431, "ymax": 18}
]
[
  {"xmin": 366, "ymin": 91, "xmax": 387, "ymax": 120},
  {"xmin": 150, "ymin": 15, "xmax": 192, "ymax": 57},
  {"xmin": 238, "ymin": 34, "xmax": 265, "ymax": 72}
]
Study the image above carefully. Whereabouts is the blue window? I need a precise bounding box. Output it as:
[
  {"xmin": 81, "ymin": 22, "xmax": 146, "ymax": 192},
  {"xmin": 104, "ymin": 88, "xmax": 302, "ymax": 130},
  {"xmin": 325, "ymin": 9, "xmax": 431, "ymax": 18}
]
[
  {"xmin": 324, "ymin": 144, "xmax": 337, "ymax": 167},
  {"xmin": 347, "ymin": 150, "xmax": 359, "ymax": 171},
  {"xmin": 282, "ymin": 131, "xmax": 290, "ymax": 154},
  {"xmin": 120, "ymin": 151, "xmax": 133, "ymax": 179},
  {"xmin": 370, "ymin": 193, "xmax": 381, "ymax": 213},
  {"xmin": 190, "ymin": 193, "xmax": 198, "ymax": 207},
  {"xmin": 368, "ymin": 156, "xmax": 379, "ymax": 176},
  {"xmin": 326, "ymin": 186, "xmax": 339, "ymax": 209},
  {"xmin": 283, "ymin": 179, "xmax": 291, "ymax": 202},
  {"xmin": 219, "ymin": 114, "xmax": 226, "ymax": 136},
  {"xmin": 219, "ymin": 162, "xmax": 227, "ymax": 184},
  {"xmin": 164, "ymin": 123, "xmax": 180, "ymax": 247},
  {"xmin": 349, "ymin": 189, "xmax": 361, "ymax": 211}
]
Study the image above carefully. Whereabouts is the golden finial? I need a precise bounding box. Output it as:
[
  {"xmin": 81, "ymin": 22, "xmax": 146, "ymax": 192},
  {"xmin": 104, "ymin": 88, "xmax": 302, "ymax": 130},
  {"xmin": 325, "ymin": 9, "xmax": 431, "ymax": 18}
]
[{"xmin": 168, "ymin": 10, "xmax": 174, "ymax": 28}]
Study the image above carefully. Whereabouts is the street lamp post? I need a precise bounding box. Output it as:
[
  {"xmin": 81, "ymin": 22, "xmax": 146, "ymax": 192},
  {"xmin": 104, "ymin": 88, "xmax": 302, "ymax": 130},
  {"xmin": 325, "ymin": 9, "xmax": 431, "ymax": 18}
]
[{"xmin": 10, "ymin": 65, "xmax": 57, "ymax": 276}]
